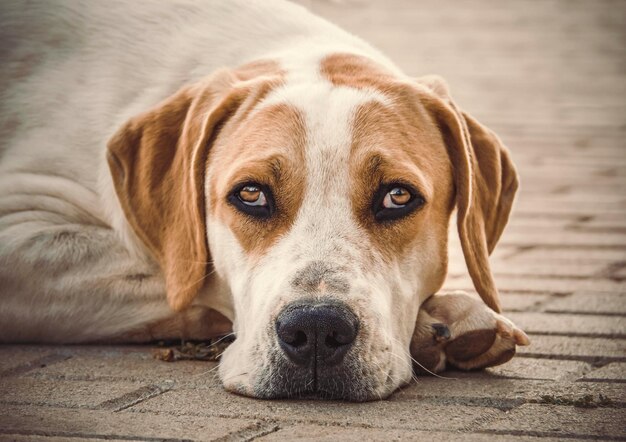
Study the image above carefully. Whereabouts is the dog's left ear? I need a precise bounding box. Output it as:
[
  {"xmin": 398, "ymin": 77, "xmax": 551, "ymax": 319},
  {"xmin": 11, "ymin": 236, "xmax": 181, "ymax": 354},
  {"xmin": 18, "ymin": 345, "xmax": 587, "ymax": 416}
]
[
  {"xmin": 417, "ymin": 76, "xmax": 519, "ymax": 313},
  {"xmin": 107, "ymin": 70, "xmax": 242, "ymax": 311}
]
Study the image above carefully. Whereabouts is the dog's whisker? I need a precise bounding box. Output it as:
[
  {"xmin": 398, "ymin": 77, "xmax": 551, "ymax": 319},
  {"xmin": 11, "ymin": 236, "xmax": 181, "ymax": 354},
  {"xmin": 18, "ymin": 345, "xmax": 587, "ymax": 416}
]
[
  {"xmin": 173, "ymin": 268, "xmax": 218, "ymax": 298},
  {"xmin": 388, "ymin": 336, "xmax": 458, "ymax": 381},
  {"xmin": 221, "ymin": 372, "xmax": 249, "ymax": 383},
  {"xmin": 209, "ymin": 332, "xmax": 236, "ymax": 347},
  {"xmin": 191, "ymin": 362, "xmax": 222, "ymax": 379}
]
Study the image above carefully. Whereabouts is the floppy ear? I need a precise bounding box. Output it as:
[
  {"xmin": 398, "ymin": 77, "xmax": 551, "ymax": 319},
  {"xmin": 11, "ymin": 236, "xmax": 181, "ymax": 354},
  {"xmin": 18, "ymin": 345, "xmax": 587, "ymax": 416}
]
[
  {"xmin": 107, "ymin": 70, "xmax": 240, "ymax": 311},
  {"xmin": 417, "ymin": 76, "xmax": 519, "ymax": 313}
]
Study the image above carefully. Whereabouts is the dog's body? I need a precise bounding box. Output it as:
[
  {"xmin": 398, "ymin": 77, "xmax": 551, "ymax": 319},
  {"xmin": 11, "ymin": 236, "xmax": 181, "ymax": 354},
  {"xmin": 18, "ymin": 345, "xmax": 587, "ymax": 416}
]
[{"xmin": 0, "ymin": 0, "xmax": 528, "ymax": 400}]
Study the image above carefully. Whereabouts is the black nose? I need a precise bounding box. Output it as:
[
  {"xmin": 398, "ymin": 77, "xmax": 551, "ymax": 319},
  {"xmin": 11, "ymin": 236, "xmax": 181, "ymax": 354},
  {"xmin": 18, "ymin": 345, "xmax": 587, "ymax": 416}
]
[{"xmin": 276, "ymin": 302, "xmax": 359, "ymax": 367}]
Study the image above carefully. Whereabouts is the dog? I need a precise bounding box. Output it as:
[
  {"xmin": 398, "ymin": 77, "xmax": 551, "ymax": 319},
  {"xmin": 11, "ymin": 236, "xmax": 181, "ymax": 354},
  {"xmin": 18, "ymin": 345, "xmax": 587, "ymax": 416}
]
[{"xmin": 0, "ymin": 0, "xmax": 529, "ymax": 401}]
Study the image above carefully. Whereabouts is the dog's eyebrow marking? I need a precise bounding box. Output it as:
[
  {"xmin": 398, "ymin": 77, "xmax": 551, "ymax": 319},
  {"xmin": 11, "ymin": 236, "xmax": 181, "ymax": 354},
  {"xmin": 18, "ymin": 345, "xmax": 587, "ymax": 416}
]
[{"xmin": 291, "ymin": 260, "xmax": 350, "ymax": 294}]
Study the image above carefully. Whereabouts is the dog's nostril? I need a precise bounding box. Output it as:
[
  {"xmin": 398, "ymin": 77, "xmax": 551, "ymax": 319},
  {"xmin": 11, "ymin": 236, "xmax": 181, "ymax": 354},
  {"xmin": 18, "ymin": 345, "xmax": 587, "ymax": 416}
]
[
  {"xmin": 325, "ymin": 332, "xmax": 339, "ymax": 348},
  {"xmin": 325, "ymin": 330, "xmax": 351, "ymax": 348},
  {"xmin": 276, "ymin": 323, "xmax": 309, "ymax": 347},
  {"xmin": 290, "ymin": 330, "xmax": 308, "ymax": 347}
]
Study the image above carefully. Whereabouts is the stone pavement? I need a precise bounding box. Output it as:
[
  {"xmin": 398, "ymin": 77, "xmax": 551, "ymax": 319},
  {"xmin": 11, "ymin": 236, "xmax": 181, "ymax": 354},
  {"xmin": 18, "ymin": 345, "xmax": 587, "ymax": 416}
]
[{"xmin": 1, "ymin": 0, "xmax": 625, "ymax": 440}]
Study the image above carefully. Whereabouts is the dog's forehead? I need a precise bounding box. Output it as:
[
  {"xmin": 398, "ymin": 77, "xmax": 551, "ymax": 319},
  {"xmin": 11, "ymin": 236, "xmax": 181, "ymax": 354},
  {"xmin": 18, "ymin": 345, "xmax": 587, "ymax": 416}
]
[
  {"xmin": 258, "ymin": 78, "xmax": 391, "ymax": 154},
  {"xmin": 254, "ymin": 53, "xmax": 395, "ymax": 187}
]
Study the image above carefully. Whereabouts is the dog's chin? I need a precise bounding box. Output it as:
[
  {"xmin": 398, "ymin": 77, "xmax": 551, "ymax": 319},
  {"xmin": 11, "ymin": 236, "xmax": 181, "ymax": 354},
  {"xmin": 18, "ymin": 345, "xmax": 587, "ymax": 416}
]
[{"xmin": 219, "ymin": 345, "xmax": 412, "ymax": 402}]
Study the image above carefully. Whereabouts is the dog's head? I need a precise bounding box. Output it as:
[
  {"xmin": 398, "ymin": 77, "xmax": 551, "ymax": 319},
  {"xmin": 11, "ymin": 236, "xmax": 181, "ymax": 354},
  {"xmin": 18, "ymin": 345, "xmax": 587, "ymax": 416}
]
[{"xmin": 107, "ymin": 54, "xmax": 517, "ymax": 400}]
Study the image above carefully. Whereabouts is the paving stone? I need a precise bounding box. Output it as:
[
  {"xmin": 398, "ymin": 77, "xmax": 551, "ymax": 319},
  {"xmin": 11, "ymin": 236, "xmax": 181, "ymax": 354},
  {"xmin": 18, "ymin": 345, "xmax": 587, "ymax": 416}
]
[
  {"xmin": 505, "ymin": 216, "xmax": 578, "ymax": 230},
  {"xmin": 485, "ymin": 358, "xmax": 591, "ymax": 382},
  {"xmin": 257, "ymin": 425, "xmax": 589, "ymax": 442},
  {"xmin": 0, "ymin": 377, "xmax": 144, "ymax": 409},
  {"xmin": 612, "ymin": 265, "xmax": 626, "ymax": 279},
  {"xmin": 25, "ymin": 346, "xmax": 219, "ymax": 383},
  {"xmin": 493, "ymin": 262, "xmax": 605, "ymax": 279},
  {"xmin": 0, "ymin": 404, "xmax": 253, "ymax": 441},
  {"xmin": 478, "ymin": 404, "xmax": 626, "ymax": 439},
  {"xmin": 506, "ymin": 247, "xmax": 626, "ymax": 264},
  {"xmin": 517, "ymin": 336, "xmax": 626, "ymax": 359},
  {"xmin": 519, "ymin": 192, "xmax": 626, "ymax": 205},
  {"xmin": 500, "ymin": 230, "xmax": 626, "ymax": 248},
  {"xmin": 543, "ymin": 292, "xmax": 626, "ymax": 315},
  {"xmin": 395, "ymin": 376, "xmax": 625, "ymax": 405},
  {"xmin": 580, "ymin": 363, "xmax": 626, "ymax": 382},
  {"xmin": 0, "ymin": 436, "xmax": 130, "ymax": 442},
  {"xmin": 444, "ymin": 275, "xmax": 626, "ymax": 295},
  {"xmin": 0, "ymin": 346, "xmax": 54, "ymax": 376},
  {"xmin": 577, "ymin": 214, "xmax": 626, "ymax": 230},
  {"xmin": 511, "ymin": 204, "xmax": 626, "ymax": 219},
  {"xmin": 500, "ymin": 294, "xmax": 552, "ymax": 312},
  {"xmin": 448, "ymin": 260, "xmax": 605, "ymax": 279},
  {"xmin": 506, "ymin": 312, "xmax": 626, "ymax": 336},
  {"xmin": 435, "ymin": 291, "xmax": 549, "ymax": 312},
  {"xmin": 130, "ymin": 388, "xmax": 502, "ymax": 431}
]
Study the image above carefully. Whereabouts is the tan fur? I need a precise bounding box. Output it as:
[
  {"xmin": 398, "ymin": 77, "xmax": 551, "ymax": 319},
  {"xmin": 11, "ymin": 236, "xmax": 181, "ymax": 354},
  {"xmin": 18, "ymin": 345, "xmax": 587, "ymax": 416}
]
[
  {"xmin": 321, "ymin": 53, "xmax": 397, "ymax": 90},
  {"xmin": 349, "ymin": 100, "xmax": 453, "ymax": 296},
  {"xmin": 208, "ymin": 103, "xmax": 307, "ymax": 257}
]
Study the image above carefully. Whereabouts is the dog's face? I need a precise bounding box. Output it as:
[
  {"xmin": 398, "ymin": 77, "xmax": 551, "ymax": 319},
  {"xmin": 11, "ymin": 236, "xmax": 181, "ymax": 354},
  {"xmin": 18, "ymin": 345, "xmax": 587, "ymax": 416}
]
[{"xmin": 108, "ymin": 54, "xmax": 517, "ymax": 401}]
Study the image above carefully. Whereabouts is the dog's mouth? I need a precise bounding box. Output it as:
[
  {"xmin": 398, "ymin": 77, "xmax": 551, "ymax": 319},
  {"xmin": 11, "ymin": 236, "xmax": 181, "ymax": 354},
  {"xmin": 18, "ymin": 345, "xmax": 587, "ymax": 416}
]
[{"xmin": 244, "ymin": 344, "xmax": 398, "ymax": 402}]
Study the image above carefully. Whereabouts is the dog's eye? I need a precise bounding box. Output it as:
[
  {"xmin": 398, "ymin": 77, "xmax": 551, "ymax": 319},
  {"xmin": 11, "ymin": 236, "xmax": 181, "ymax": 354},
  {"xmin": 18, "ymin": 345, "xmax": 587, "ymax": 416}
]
[
  {"xmin": 383, "ymin": 187, "xmax": 411, "ymax": 208},
  {"xmin": 238, "ymin": 185, "xmax": 267, "ymax": 206},
  {"xmin": 374, "ymin": 184, "xmax": 425, "ymax": 222},
  {"xmin": 228, "ymin": 183, "xmax": 273, "ymax": 219}
]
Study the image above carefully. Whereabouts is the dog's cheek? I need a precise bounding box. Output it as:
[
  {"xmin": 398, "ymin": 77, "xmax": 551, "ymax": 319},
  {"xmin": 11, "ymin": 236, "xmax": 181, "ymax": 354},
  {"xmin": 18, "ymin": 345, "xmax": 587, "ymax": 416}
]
[
  {"xmin": 400, "ymin": 232, "xmax": 449, "ymax": 306},
  {"xmin": 218, "ymin": 341, "xmax": 254, "ymax": 395}
]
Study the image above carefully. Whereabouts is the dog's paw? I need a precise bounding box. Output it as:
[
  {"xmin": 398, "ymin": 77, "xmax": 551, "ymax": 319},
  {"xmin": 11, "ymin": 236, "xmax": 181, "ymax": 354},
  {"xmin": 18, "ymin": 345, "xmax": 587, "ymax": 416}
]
[{"xmin": 410, "ymin": 291, "xmax": 530, "ymax": 373}]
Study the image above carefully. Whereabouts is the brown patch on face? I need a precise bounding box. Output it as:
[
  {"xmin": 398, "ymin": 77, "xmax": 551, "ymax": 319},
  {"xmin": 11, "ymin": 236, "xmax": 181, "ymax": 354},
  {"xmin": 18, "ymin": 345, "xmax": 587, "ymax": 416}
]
[
  {"xmin": 209, "ymin": 103, "xmax": 307, "ymax": 257},
  {"xmin": 320, "ymin": 53, "xmax": 398, "ymax": 90},
  {"xmin": 349, "ymin": 101, "xmax": 455, "ymax": 296}
]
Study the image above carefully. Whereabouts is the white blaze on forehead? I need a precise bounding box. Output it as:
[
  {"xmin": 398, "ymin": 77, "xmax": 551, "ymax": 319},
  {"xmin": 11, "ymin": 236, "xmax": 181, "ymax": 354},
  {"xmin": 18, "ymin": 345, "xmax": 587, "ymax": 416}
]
[
  {"xmin": 259, "ymin": 54, "xmax": 391, "ymax": 229},
  {"xmin": 251, "ymin": 57, "xmax": 391, "ymax": 270}
]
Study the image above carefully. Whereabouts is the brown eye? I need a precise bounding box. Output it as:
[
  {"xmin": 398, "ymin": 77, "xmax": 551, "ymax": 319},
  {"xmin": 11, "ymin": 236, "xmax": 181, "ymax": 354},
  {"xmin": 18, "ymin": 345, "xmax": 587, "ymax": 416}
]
[
  {"xmin": 229, "ymin": 182, "xmax": 274, "ymax": 219},
  {"xmin": 238, "ymin": 185, "xmax": 267, "ymax": 207},
  {"xmin": 373, "ymin": 183, "xmax": 425, "ymax": 222},
  {"xmin": 383, "ymin": 187, "xmax": 412, "ymax": 208}
]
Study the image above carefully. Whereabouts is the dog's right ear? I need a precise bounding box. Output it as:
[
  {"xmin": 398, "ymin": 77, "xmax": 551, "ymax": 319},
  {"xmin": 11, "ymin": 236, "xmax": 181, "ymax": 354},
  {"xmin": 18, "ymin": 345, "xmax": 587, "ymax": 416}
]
[
  {"xmin": 416, "ymin": 75, "xmax": 519, "ymax": 313},
  {"xmin": 107, "ymin": 70, "xmax": 242, "ymax": 312}
]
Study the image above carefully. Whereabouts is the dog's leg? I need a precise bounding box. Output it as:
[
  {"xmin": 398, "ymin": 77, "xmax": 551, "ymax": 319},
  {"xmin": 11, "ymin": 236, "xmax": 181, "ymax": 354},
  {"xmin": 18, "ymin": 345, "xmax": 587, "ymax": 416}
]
[
  {"xmin": 0, "ymin": 224, "xmax": 229, "ymax": 343},
  {"xmin": 410, "ymin": 291, "xmax": 530, "ymax": 373},
  {"xmin": 108, "ymin": 305, "xmax": 232, "ymax": 343}
]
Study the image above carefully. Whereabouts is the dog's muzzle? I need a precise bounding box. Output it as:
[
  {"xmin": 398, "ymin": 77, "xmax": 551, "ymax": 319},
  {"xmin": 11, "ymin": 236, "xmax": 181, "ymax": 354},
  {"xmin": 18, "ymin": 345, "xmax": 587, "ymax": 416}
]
[
  {"xmin": 251, "ymin": 299, "xmax": 388, "ymax": 401},
  {"xmin": 276, "ymin": 301, "xmax": 359, "ymax": 368}
]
